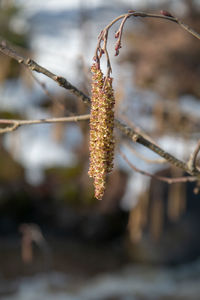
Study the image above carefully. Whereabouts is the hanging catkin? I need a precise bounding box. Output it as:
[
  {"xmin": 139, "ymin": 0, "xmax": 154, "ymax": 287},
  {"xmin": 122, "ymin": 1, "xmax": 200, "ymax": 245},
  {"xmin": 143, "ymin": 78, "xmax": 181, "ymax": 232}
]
[{"xmin": 88, "ymin": 63, "xmax": 115, "ymax": 200}]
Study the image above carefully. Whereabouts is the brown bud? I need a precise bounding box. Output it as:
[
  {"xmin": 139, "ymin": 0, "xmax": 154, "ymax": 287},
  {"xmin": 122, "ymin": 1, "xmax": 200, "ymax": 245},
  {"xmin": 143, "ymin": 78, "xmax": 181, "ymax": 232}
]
[
  {"xmin": 115, "ymin": 41, "xmax": 121, "ymax": 56},
  {"xmin": 115, "ymin": 49, "xmax": 119, "ymax": 56},
  {"xmin": 160, "ymin": 10, "xmax": 173, "ymax": 18},
  {"xmin": 99, "ymin": 49, "xmax": 104, "ymax": 58}
]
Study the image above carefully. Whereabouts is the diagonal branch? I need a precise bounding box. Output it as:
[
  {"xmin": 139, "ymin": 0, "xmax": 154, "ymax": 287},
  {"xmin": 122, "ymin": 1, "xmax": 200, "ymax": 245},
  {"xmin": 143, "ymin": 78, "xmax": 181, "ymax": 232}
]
[
  {"xmin": 123, "ymin": 141, "xmax": 166, "ymax": 165},
  {"xmin": 115, "ymin": 119, "xmax": 194, "ymax": 175},
  {"xmin": 0, "ymin": 41, "xmax": 90, "ymax": 104},
  {"xmin": 119, "ymin": 149, "xmax": 197, "ymax": 184}
]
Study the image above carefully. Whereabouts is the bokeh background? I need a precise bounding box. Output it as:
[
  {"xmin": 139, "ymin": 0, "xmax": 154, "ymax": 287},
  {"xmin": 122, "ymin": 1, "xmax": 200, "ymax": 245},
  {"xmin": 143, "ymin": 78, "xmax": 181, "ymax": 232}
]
[{"xmin": 0, "ymin": 0, "xmax": 200, "ymax": 299}]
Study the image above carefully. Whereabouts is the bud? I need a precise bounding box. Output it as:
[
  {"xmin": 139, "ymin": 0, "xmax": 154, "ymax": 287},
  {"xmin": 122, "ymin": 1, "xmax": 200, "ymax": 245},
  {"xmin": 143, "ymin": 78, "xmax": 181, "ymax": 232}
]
[
  {"xmin": 88, "ymin": 64, "xmax": 115, "ymax": 200},
  {"xmin": 115, "ymin": 32, "xmax": 119, "ymax": 38},
  {"xmin": 115, "ymin": 41, "xmax": 121, "ymax": 56},
  {"xmin": 160, "ymin": 10, "xmax": 173, "ymax": 18},
  {"xmin": 99, "ymin": 49, "xmax": 104, "ymax": 58}
]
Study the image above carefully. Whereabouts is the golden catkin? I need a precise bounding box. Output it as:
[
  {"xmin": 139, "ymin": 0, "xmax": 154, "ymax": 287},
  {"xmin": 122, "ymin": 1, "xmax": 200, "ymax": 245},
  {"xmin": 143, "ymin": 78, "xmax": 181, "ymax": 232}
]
[{"xmin": 88, "ymin": 64, "xmax": 115, "ymax": 200}]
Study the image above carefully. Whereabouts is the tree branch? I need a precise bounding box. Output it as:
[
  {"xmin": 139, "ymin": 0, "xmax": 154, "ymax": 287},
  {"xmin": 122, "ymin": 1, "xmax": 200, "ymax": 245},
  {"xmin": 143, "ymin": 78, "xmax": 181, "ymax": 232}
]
[
  {"xmin": 0, "ymin": 114, "xmax": 90, "ymax": 133},
  {"xmin": 115, "ymin": 119, "xmax": 195, "ymax": 175},
  {"xmin": 123, "ymin": 141, "xmax": 166, "ymax": 164},
  {"xmin": 0, "ymin": 41, "xmax": 90, "ymax": 105},
  {"xmin": 94, "ymin": 10, "xmax": 200, "ymax": 77},
  {"xmin": 187, "ymin": 140, "xmax": 200, "ymax": 172},
  {"xmin": 128, "ymin": 11, "xmax": 200, "ymax": 40},
  {"xmin": 119, "ymin": 149, "xmax": 197, "ymax": 184}
]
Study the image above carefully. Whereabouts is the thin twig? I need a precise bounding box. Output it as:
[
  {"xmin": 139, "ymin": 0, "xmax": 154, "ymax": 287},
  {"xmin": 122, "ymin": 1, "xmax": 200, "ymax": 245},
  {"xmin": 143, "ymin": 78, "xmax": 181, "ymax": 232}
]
[
  {"xmin": 119, "ymin": 113, "xmax": 157, "ymax": 144},
  {"xmin": 114, "ymin": 14, "xmax": 130, "ymax": 56},
  {"xmin": 187, "ymin": 139, "xmax": 200, "ymax": 172},
  {"xmin": 0, "ymin": 123, "xmax": 20, "ymax": 134},
  {"xmin": 29, "ymin": 72, "xmax": 76, "ymax": 116},
  {"xmin": 115, "ymin": 118, "xmax": 200, "ymax": 177},
  {"xmin": 0, "ymin": 114, "xmax": 90, "ymax": 134},
  {"xmin": 123, "ymin": 141, "xmax": 166, "ymax": 164},
  {"xmin": 94, "ymin": 10, "xmax": 200, "ymax": 77},
  {"xmin": 0, "ymin": 41, "xmax": 90, "ymax": 105},
  {"xmin": 30, "ymin": 72, "xmax": 64, "ymax": 108},
  {"xmin": 119, "ymin": 149, "xmax": 197, "ymax": 184},
  {"xmin": 132, "ymin": 11, "xmax": 200, "ymax": 40}
]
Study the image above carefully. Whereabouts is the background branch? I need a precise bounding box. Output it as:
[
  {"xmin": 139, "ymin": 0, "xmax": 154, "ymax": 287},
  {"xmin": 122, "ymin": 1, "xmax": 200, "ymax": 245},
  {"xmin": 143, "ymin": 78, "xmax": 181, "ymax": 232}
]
[{"xmin": 123, "ymin": 141, "xmax": 166, "ymax": 164}]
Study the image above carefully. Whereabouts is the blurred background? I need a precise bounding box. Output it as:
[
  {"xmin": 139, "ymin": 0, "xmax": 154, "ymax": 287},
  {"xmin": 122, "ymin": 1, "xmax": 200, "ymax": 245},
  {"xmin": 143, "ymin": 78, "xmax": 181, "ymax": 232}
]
[{"xmin": 0, "ymin": 0, "xmax": 200, "ymax": 299}]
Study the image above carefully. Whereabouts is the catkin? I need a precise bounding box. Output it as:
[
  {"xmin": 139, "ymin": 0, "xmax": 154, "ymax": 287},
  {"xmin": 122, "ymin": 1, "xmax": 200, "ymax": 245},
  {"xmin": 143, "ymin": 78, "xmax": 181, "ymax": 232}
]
[{"xmin": 88, "ymin": 64, "xmax": 115, "ymax": 200}]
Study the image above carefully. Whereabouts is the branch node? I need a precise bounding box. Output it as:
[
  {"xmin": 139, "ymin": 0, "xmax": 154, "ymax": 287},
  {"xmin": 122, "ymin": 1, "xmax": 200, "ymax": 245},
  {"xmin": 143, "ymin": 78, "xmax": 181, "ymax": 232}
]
[
  {"xmin": 56, "ymin": 76, "xmax": 65, "ymax": 85},
  {"xmin": 187, "ymin": 140, "xmax": 200, "ymax": 174},
  {"xmin": 26, "ymin": 58, "xmax": 32, "ymax": 65},
  {"xmin": 132, "ymin": 134, "xmax": 139, "ymax": 142},
  {"xmin": 26, "ymin": 58, "xmax": 37, "ymax": 71}
]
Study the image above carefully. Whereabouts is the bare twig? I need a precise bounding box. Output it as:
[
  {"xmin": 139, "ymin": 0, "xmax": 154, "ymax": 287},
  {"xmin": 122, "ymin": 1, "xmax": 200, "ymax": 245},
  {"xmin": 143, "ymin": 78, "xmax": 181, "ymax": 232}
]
[
  {"xmin": 187, "ymin": 140, "xmax": 200, "ymax": 172},
  {"xmin": 114, "ymin": 14, "xmax": 130, "ymax": 56},
  {"xmin": 94, "ymin": 10, "xmax": 200, "ymax": 77},
  {"xmin": 29, "ymin": 72, "xmax": 76, "ymax": 116},
  {"xmin": 0, "ymin": 41, "xmax": 90, "ymax": 104},
  {"xmin": 119, "ymin": 113, "xmax": 157, "ymax": 144},
  {"xmin": 123, "ymin": 141, "xmax": 166, "ymax": 164},
  {"xmin": 0, "ymin": 123, "xmax": 20, "ymax": 134},
  {"xmin": 119, "ymin": 149, "xmax": 197, "ymax": 184},
  {"xmin": 131, "ymin": 11, "xmax": 200, "ymax": 40},
  {"xmin": 116, "ymin": 119, "xmax": 187, "ymax": 171},
  {"xmin": 0, "ymin": 114, "xmax": 90, "ymax": 134},
  {"xmin": 30, "ymin": 72, "xmax": 64, "ymax": 108}
]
